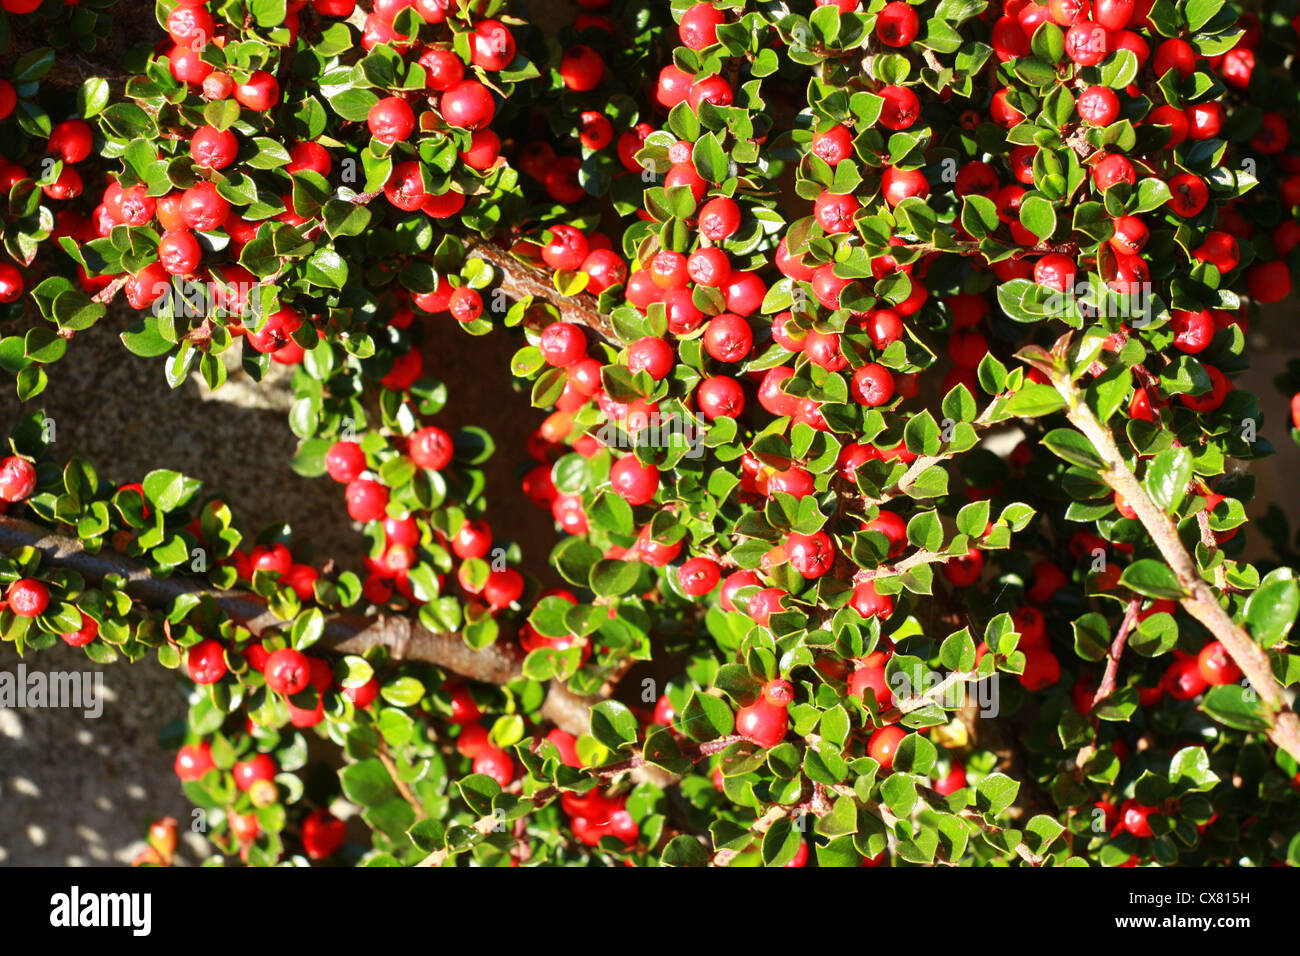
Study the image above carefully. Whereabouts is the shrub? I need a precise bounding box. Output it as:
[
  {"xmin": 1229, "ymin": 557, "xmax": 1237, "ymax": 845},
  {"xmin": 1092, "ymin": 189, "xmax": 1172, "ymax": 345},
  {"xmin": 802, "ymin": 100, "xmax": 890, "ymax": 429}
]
[{"xmin": 2, "ymin": 0, "xmax": 1300, "ymax": 868}]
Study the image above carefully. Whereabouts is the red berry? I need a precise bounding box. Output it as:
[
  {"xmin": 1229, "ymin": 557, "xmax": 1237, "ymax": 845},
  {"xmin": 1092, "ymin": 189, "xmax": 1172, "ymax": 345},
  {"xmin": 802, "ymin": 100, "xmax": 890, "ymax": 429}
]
[
  {"xmin": 679, "ymin": 2, "xmax": 724, "ymax": 49},
  {"xmin": 1120, "ymin": 799, "xmax": 1159, "ymax": 838},
  {"xmin": 1167, "ymin": 173, "xmax": 1208, "ymax": 217},
  {"xmin": 190, "ymin": 125, "xmax": 238, "ymax": 169},
  {"xmin": 735, "ymin": 696, "xmax": 789, "ymax": 748},
  {"xmin": 234, "ymin": 70, "xmax": 280, "ymax": 111},
  {"xmin": 265, "ymin": 647, "xmax": 311, "ymax": 695},
  {"xmin": 1065, "ymin": 22, "xmax": 1110, "ymax": 65},
  {"xmin": 441, "ymin": 80, "xmax": 495, "ymax": 130},
  {"xmin": 174, "ymin": 742, "xmax": 215, "ymax": 781},
  {"xmin": 470, "ymin": 19, "xmax": 516, "ymax": 71},
  {"xmin": 409, "ymin": 426, "xmax": 455, "ymax": 470},
  {"xmin": 186, "ymin": 638, "xmax": 228, "ymax": 684},
  {"xmin": 867, "ymin": 725, "xmax": 907, "ymax": 770},
  {"xmin": 678, "ymin": 557, "xmax": 722, "ymax": 596},
  {"xmin": 875, "ymin": 1, "xmax": 919, "ymax": 46},
  {"xmin": 301, "ymin": 809, "xmax": 346, "ymax": 859},
  {"xmin": 610, "ymin": 456, "xmax": 659, "ymax": 506},
  {"xmin": 345, "ymin": 479, "xmax": 389, "ymax": 522},
  {"xmin": 1078, "ymin": 86, "xmax": 1120, "ymax": 126},
  {"xmin": 787, "ymin": 531, "xmax": 835, "ymax": 578},
  {"xmin": 812, "ymin": 124, "xmax": 855, "ymax": 164},
  {"xmin": 697, "ymin": 375, "xmax": 745, "ymax": 420},
  {"xmin": 233, "ymin": 753, "xmax": 277, "ymax": 791},
  {"xmin": 1197, "ymin": 640, "xmax": 1242, "ymax": 686},
  {"xmin": 368, "ymin": 96, "xmax": 416, "ymax": 144},
  {"xmin": 560, "ymin": 45, "xmax": 605, "ymax": 91},
  {"xmin": 850, "ymin": 363, "xmax": 895, "ymax": 406},
  {"xmin": 0, "ymin": 456, "xmax": 37, "ymax": 501}
]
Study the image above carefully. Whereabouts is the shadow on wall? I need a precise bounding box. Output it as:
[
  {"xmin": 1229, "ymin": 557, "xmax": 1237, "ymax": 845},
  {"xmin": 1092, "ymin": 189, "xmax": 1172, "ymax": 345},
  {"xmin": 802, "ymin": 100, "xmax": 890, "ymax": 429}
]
[
  {"xmin": 0, "ymin": 639, "xmax": 206, "ymax": 865},
  {"xmin": 0, "ymin": 308, "xmax": 555, "ymax": 864}
]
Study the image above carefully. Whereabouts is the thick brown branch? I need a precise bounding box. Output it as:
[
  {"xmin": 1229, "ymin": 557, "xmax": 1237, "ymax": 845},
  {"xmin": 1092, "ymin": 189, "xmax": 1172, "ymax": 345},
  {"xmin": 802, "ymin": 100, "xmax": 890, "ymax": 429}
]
[
  {"xmin": 463, "ymin": 239, "xmax": 621, "ymax": 345},
  {"xmin": 0, "ymin": 514, "xmax": 595, "ymax": 736}
]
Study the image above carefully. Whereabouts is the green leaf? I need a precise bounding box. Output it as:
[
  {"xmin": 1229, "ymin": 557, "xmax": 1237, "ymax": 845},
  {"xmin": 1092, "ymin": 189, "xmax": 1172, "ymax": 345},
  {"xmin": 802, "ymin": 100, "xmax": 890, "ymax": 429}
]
[
  {"xmin": 1041, "ymin": 429, "xmax": 1105, "ymax": 469},
  {"xmin": 1142, "ymin": 446, "xmax": 1192, "ymax": 514},
  {"xmin": 975, "ymin": 772, "xmax": 1018, "ymax": 816},
  {"xmin": 589, "ymin": 700, "xmax": 638, "ymax": 752},
  {"xmin": 339, "ymin": 758, "xmax": 398, "ymax": 807},
  {"xmin": 662, "ymin": 834, "xmax": 709, "ymax": 866},
  {"xmin": 1168, "ymin": 746, "xmax": 1219, "ymax": 793},
  {"xmin": 1119, "ymin": 559, "xmax": 1187, "ymax": 600},
  {"xmin": 1018, "ymin": 194, "xmax": 1056, "ymax": 241},
  {"xmin": 1005, "ymin": 384, "xmax": 1065, "ymax": 418},
  {"xmin": 1243, "ymin": 567, "xmax": 1300, "ymax": 648},
  {"xmin": 1200, "ymin": 685, "xmax": 1270, "ymax": 732}
]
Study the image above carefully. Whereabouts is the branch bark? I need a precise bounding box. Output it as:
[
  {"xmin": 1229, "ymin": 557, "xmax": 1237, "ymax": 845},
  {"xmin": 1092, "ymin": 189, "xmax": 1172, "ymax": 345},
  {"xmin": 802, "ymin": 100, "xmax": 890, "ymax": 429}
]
[
  {"xmin": 462, "ymin": 238, "xmax": 622, "ymax": 345},
  {"xmin": 1043, "ymin": 365, "xmax": 1300, "ymax": 764},
  {"xmin": 0, "ymin": 514, "xmax": 596, "ymax": 736}
]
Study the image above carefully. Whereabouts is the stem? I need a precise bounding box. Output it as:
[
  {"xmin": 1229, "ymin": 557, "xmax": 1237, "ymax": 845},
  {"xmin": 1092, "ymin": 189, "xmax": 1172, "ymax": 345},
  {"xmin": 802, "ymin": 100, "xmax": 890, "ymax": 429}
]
[
  {"xmin": 1044, "ymin": 365, "xmax": 1300, "ymax": 764},
  {"xmin": 1091, "ymin": 597, "xmax": 1140, "ymax": 711}
]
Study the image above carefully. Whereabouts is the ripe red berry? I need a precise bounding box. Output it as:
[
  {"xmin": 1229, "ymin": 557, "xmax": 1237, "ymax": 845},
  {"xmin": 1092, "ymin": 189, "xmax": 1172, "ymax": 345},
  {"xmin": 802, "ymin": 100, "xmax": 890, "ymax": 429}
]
[
  {"xmin": 1153, "ymin": 38, "xmax": 1196, "ymax": 79},
  {"xmin": 1109, "ymin": 215, "xmax": 1148, "ymax": 256},
  {"xmin": 539, "ymin": 322, "xmax": 588, "ymax": 367},
  {"xmin": 1246, "ymin": 260, "xmax": 1291, "ymax": 303},
  {"xmin": 875, "ymin": 1, "xmax": 919, "ymax": 46},
  {"xmin": 610, "ymin": 456, "xmax": 660, "ymax": 506},
  {"xmin": 1019, "ymin": 648, "xmax": 1061, "ymax": 690},
  {"xmin": 679, "ymin": 2, "xmax": 725, "ymax": 49},
  {"xmin": 186, "ymin": 638, "xmax": 228, "ymax": 684},
  {"xmin": 368, "ymin": 96, "xmax": 416, "ymax": 144},
  {"xmin": 697, "ymin": 375, "xmax": 745, "ymax": 419},
  {"xmin": 1120, "ymin": 799, "xmax": 1159, "ymax": 838},
  {"xmin": 1078, "ymin": 86, "xmax": 1120, "ymax": 126},
  {"xmin": 787, "ymin": 531, "xmax": 835, "ymax": 578},
  {"xmin": 878, "ymin": 85, "xmax": 920, "ymax": 130},
  {"xmin": 190, "ymin": 125, "xmax": 238, "ymax": 169},
  {"xmin": 867, "ymin": 725, "xmax": 907, "ymax": 770},
  {"xmin": 881, "ymin": 165, "xmax": 929, "ymax": 205},
  {"xmin": 688, "ymin": 74, "xmax": 733, "ymax": 111},
  {"xmin": 47, "ymin": 119, "xmax": 94, "ymax": 164},
  {"xmin": 1092, "ymin": 154, "xmax": 1135, "ymax": 191},
  {"xmin": 173, "ymin": 740, "xmax": 217, "ymax": 782},
  {"xmin": 1065, "ymin": 22, "xmax": 1110, "ymax": 65},
  {"xmin": 470, "ymin": 19, "xmax": 516, "ymax": 71},
  {"xmin": 678, "ymin": 557, "xmax": 722, "ymax": 596},
  {"xmin": 850, "ymin": 363, "xmax": 895, "ymax": 406},
  {"xmin": 409, "ymin": 425, "xmax": 454, "ymax": 470},
  {"xmin": 0, "ymin": 263, "xmax": 24, "ymax": 303},
  {"xmin": 234, "ymin": 70, "xmax": 280, "ymax": 111},
  {"xmin": 698, "ymin": 196, "xmax": 741, "ymax": 240},
  {"xmin": 345, "ymin": 479, "xmax": 389, "ymax": 522},
  {"xmin": 813, "ymin": 190, "xmax": 860, "ymax": 234},
  {"xmin": 1167, "ymin": 173, "xmax": 1208, "ymax": 217},
  {"xmin": 265, "ymin": 647, "xmax": 311, "ymax": 695},
  {"xmin": 473, "ymin": 746, "xmax": 517, "ymax": 786},
  {"xmin": 736, "ymin": 694, "xmax": 789, "ymax": 748},
  {"xmin": 1171, "ymin": 308, "xmax": 1214, "ymax": 353},
  {"xmin": 560, "ymin": 45, "xmax": 605, "ymax": 91},
  {"xmin": 180, "ymin": 180, "xmax": 230, "ymax": 232},
  {"xmin": 233, "ymin": 753, "xmax": 277, "ymax": 791},
  {"xmin": 300, "ymin": 809, "xmax": 346, "ymax": 859},
  {"xmin": 0, "ymin": 455, "xmax": 37, "ymax": 502},
  {"xmin": 1197, "ymin": 640, "xmax": 1242, "ymax": 686},
  {"xmin": 812, "ymin": 124, "xmax": 855, "ymax": 164},
  {"xmin": 1186, "ymin": 102, "xmax": 1223, "ymax": 140},
  {"xmin": 628, "ymin": 336, "xmax": 674, "ymax": 380},
  {"xmin": 441, "ymin": 80, "xmax": 495, "ymax": 130}
]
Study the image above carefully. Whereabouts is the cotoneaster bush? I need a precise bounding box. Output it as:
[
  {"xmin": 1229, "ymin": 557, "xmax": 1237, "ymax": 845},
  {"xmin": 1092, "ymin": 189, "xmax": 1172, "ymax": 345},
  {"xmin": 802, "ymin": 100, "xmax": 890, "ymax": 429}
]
[{"xmin": 2, "ymin": 0, "xmax": 1300, "ymax": 868}]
